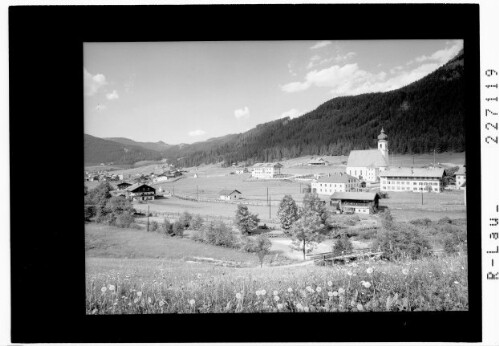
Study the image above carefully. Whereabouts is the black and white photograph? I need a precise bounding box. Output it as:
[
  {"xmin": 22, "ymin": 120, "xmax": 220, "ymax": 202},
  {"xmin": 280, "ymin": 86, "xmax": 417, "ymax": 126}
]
[{"xmin": 84, "ymin": 39, "xmax": 469, "ymax": 314}]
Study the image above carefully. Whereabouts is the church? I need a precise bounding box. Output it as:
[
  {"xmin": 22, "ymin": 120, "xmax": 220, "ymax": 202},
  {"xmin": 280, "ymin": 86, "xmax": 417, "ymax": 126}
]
[{"xmin": 346, "ymin": 128, "xmax": 389, "ymax": 183}]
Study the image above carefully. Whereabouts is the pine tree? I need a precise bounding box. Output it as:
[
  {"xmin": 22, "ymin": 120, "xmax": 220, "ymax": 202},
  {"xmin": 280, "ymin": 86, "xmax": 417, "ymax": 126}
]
[
  {"xmin": 234, "ymin": 204, "xmax": 260, "ymax": 235},
  {"xmin": 277, "ymin": 195, "xmax": 299, "ymax": 234}
]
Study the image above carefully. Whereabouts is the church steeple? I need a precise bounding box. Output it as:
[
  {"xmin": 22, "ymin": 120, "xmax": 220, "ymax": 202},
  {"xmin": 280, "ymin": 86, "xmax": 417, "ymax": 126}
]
[{"xmin": 378, "ymin": 128, "xmax": 389, "ymax": 163}]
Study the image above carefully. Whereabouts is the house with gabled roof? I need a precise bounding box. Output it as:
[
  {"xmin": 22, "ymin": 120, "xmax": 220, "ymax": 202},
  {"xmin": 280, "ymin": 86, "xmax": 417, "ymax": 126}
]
[
  {"xmin": 219, "ymin": 189, "xmax": 242, "ymax": 201},
  {"xmin": 455, "ymin": 166, "xmax": 466, "ymax": 189},
  {"xmin": 330, "ymin": 191, "xmax": 380, "ymax": 214},
  {"xmin": 308, "ymin": 157, "xmax": 329, "ymax": 166},
  {"xmin": 311, "ymin": 173, "xmax": 360, "ymax": 195},
  {"xmin": 346, "ymin": 128, "xmax": 389, "ymax": 182},
  {"xmin": 251, "ymin": 162, "xmax": 283, "ymax": 179},
  {"xmin": 379, "ymin": 167, "xmax": 445, "ymax": 193},
  {"xmin": 126, "ymin": 183, "xmax": 156, "ymax": 201}
]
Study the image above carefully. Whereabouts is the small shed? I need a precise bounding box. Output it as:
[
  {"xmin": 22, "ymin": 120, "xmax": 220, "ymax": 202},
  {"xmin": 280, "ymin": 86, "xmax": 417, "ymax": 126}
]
[
  {"xmin": 219, "ymin": 189, "xmax": 242, "ymax": 201},
  {"xmin": 330, "ymin": 191, "xmax": 380, "ymax": 214}
]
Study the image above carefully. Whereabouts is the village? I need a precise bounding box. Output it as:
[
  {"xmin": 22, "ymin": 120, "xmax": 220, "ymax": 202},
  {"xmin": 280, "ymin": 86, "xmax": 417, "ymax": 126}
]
[{"xmin": 85, "ymin": 128, "xmax": 466, "ymax": 218}]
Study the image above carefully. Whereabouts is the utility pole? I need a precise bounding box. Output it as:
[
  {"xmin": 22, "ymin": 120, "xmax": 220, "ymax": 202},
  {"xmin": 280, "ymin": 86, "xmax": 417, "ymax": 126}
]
[
  {"xmin": 197, "ymin": 185, "xmax": 199, "ymax": 201},
  {"xmin": 146, "ymin": 203, "xmax": 150, "ymax": 232},
  {"xmin": 421, "ymin": 191, "xmax": 423, "ymax": 205},
  {"xmin": 413, "ymin": 154, "xmax": 415, "ymax": 165},
  {"xmin": 300, "ymin": 183, "xmax": 302, "ymax": 193},
  {"xmin": 269, "ymin": 195, "xmax": 271, "ymax": 219},
  {"xmin": 267, "ymin": 187, "xmax": 269, "ymax": 206},
  {"xmin": 433, "ymin": 149, "xmax": 436, "ymax": 167}
]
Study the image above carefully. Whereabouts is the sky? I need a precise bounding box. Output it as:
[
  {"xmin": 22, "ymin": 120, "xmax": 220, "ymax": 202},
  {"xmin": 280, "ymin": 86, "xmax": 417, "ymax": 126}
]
[{"xmin": 84, "ymin": 40, "xmax": 463, "ymax": 144}]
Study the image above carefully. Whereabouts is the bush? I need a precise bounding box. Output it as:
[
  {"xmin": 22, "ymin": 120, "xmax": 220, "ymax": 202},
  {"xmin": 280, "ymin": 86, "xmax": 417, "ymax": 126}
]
[
  {"xmin": 443, "ymin": 234, "xmax": 459, "ymax": 254},
  {"xmin": 438, "ymin": 216, "xmax": 452, "ymax": 225},
  {"xmin": 357, "ymin": 228, "xmax": 378, "ymax": 240},
  {"xmin": 204, "ymin": 221, "xmax": 238, "ymax": 248},
  {"xmin": 149, "ymin": 221, "xmax": 159, "ymax": 232},
  {"xmin": 333, "ymin": 234, "xmax": 353, "ymax": 256},
  {"xmin": 410, "ymin": 218, "xmax": 433, "ymax": 227},
  {"xmin": 179, "ymin": 211, "xmax": 193, "ymax": 229},
  {"xmin": 240, "ymin": 236, "xmax": 257, "ymax": 252},
  {"xmin": 161, "ymin": 219, "xmax": 172, "ymax": 236},
  {"xmin": 190, "ymin": 215, "xmax": 204, "ymax": 230},
  {"xmin": 374, "ymin": 223, "xmax": 433, "ymax": 260},
  {"xmin": 171, "ymin": 221, "xmax": 185, "ymax": 237},
  {"xmin": 115, "ymin": 213, "xmax": 134, "ymax": 228}
]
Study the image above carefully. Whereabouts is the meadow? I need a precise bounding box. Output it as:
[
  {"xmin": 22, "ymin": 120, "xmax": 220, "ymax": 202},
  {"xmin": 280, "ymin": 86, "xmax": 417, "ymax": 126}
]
[{"xmin": 86, "ymin": 222, "xmax": 468, "ymax": 314}]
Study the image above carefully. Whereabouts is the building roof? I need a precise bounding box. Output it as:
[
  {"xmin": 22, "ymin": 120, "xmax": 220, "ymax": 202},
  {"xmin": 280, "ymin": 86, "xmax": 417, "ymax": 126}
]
[
  {"xmin": 219, "ymin": 189, "xmax": 242, "ymax": 196},
  {"xmin": 316, "ymin": 173, "xmax": 358, "ymax": 184},
  {"xmin": 330, "ymin": 192, "xmax": 380, "ymax": 201},
  {"xmin": 378, "ymin": 127, "xmax": 388, "ymax": 140},
  {"xmin": 308, "ymin": 158, "xmax": 328, "ymax": 164},
  {"xmin": 379, "ymin": 167, "xmax": 445, "ymax": 178},
  {"xmin": 347, "ymin": 149, "xmax": 388, "ymax": 168},
  {"xmin": 117, "ymin": 181, "xmax": 132, "ymax": 186},
  {"xmin": 126, "ymin": 183, "xmax": 156, "ymax": 192},
  {"xmin": 455, "ymin": 166, "xmax": 466, "ymax": 175},
  {"xmin": 252, "ymin": 162, "xmax": 283, "ymax": 168}
]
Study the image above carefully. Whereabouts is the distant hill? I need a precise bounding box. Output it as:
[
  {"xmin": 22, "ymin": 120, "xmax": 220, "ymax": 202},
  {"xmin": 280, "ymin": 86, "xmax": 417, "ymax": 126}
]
[
  {"xmin": 163, "ymin": 49, "xmax": 465, "ymax": 167},
  {"xmin": 105, "ymin": 137, "xmax": 172, "ymax": 152},
  {"xmin": 84, "ymin": 134, "xmax": 163, "ymax": 165}
]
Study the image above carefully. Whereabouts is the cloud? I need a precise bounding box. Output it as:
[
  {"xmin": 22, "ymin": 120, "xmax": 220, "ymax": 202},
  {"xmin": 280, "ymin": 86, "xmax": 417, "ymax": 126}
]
[
  {"xmin": 106, "ymin": 90, "xmax": 119, "ymax": 100},
  {"xmin": 281, "ymin": 60, "xmax": 442, "ymax": 97},
  {"xmin": 188, "ymin": 129, "xmax": 206, "ymax": 137},
  {"xmin": 84, "ymin": 68, "xmax": 107, "ymax": 96},
  {"xmin": 307, "ymin": 52, "xmax": 357, "ymax": 70},
  {"xmin": 410, "ymin": 40, "xmax": 463, "ymax": 65},
  {"xmin": 95, "ymin": 104, "xmax": 107, "ymax": 111},
  {"xmin": 287, "ymin": 62, "xmax": 297, "ymax": 76},
  {"xmin": 234, "ymin": 106, "xmax": 250, "ymax": 119},
  {"xmin": 310, "ymin": 40, "xmax": 332, "ymax": 50},
  {"xmin": 279, "ymin": 108, "xmax": 302, "ymax": 119}
]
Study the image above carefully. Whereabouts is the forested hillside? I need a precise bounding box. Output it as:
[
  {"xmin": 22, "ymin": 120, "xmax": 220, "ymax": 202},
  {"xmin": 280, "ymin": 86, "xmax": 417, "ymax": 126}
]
[
  {"xmin": 166, "ymin": 50, "xmax": 464, "ymax": 167},
  {"xmin": 84, "ymin": 134, "xmax": 163, "ymax": 165}
]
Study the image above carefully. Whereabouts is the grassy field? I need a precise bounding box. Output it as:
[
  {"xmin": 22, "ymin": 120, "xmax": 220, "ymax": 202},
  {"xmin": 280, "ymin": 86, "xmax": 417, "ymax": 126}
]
[{"xmin": 87, "ymin": 254, "xmax": 468, "ymax": 314}]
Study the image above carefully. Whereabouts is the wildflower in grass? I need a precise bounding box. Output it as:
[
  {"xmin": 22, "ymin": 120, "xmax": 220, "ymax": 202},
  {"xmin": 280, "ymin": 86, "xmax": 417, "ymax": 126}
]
[
  {"xmin": 332, "ymin": 291, "xmax": 338, "ymax": 296},
  {"xmin": 189, "ymin": 299, "xmax": 195, "ymax": 306},
  {"xmin": 296, "ymin": 303, "xmax": 303, "ymax": 311},
  {"xmin": 351, "ymin": 262, "xmax": 358, "ymax": 267},
  {"xmin": 274, "ymin": 295, "xmax": 280, "ymax": 302},
  {"xmin": 357, "ymin": 303, "xmax": 364, "ymax": 311},
  {"xmin": 316, "ymin": 286, "xmax": 322, "ymax": 293},
  {"xmin": 122, "ymin": 296, "xmax": 127, "ymax": 299},
  {"xmin": 261, "ymin": 289, "xmax": 266, "ymax": 296},
  {"xmin": 134, "ymin": 298, "xmax": 139, "ymax": 304},
  {"xmin": 236, "ymin": 293, "xmax": 242, "ymax": 300},
  {"xmin": 108, "ymin": 284, "xmax": 115, "ymax": 291},
  {"xmin": 113, "ymin": 302, "xmax": 118, "ymax": 306},
  {"xmin": 137, "ymin": 291, "xmax": 142, "ymax": 297},
  {"xmin": 288, "ymin": 287, "xmax": 293, "ymax": 293},
  {"xmin": 347, "ymin": 271, "xmax": 353, "ymax": 276},
  {"xmin": 461, "ymin": 266, "xmax": 465, "ymax": 270},
  {"xmin": 306, "ymin": 286, "xmax": 314, "ymax": 293},
  {"xmin": 402, "ymin": 268, "xmax": 409, "ymax": 275},
  {"xmin": 304, "ymin": 307, "xmax": 310, "ymax": 312},
  {"xmin": 148, "ymin": 297, "xmax": 152, "ymax": 304},
  {"xmin": 256, "ymin": 290, "xmax": 260, "ymax": 296},
  {"xmin": 92, "ymin": 308, "xmax": 98, "ymax": 314},
  {"xmin": 101, "ymin": 286, "xmax": 107, "ymax": 293},
  {"xmin": 128, "ymin": 302, "xmax": 132, "ymax": 306},
  {"xmin": 327, "ymin": 281, "xmax": 333, "ymax": 287},
  {"xmin": 159, "ymin": 301, "xmax": 165, "ymax": 307},
  {"xmin": 454, "ymin": 281, "xmax": 459, "ymax": 285},
  {"xmin": 366, "ymin": 267, "xmax": 374, "ymax": 274},
  {"xmin": 277, "ymin": 303, "xmax": 284, "ymax": 310},
  {"xmin": 362, "ymin": 281, "xmax": 372, "ymax": 289},
  {"xmin": 273, "ymin": 290, "xmax": 279, "ymax": 296},
  {"xmin": 197, "ymin": 273, "xmax": 202, "ymax": 279},
  {"xmin": 328, "ymin": 291, "xmax": 333, "ymax": 297},
  {"xmin": 338, "ymin": 288, "xmax": 345, "ymax": 294}
]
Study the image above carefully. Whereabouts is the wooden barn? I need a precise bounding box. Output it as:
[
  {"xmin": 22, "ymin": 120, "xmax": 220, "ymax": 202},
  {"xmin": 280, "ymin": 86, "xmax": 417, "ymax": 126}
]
[
  {"xmin": 219, "ymin": 189, "xmax": 242, "ymax": 201},
  {"xmin": 330, "ymin": 192, "xmax": 380, "ymax": 214}
]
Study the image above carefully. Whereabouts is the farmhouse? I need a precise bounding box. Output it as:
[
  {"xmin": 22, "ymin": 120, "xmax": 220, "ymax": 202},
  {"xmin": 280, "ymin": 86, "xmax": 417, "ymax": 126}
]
[
  {"xmin": 455, "ymin": 166, "xmax": 466, "ymax": 189},
  {"xmin": 251, "ymin": 163, "xmax": 283, "ymax": 179},
  {"xmin": 219, "ymin": 189, "xmax": 242, "ymax": 201},
  {"xmin": 235, "ymin": 168, "xmax": 249, "ymax": 174},
  {"xmin": 126, "ymin": 183, "xmax": 156, "ymax": 201},
  {"xmin": 346, "ymin": 128, "xmax": 389, "ymax": 182},
  {"xmin": 379, "ymin": 167, "xmax": 445, "ymax": 193},
  {"xmin": 311, "ymin": 173, "xmax": 360, "ymax": 195},
  {"xmin": 308, "ymin": 157, "xmax": 329, "ymax": 166},
  {"xmin": 330, "ymin": 192, "xmax": 380, "ymax": 214},
  {"xmin": 117, "ymin": 181, "xmax": 132, "ymax": 190}
]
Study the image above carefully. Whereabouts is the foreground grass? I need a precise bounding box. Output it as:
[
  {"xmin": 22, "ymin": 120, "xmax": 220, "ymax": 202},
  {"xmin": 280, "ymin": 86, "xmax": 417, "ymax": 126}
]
[{"xmin": 86, "ymin": 254, "xmax": 468, "ymax": 314}]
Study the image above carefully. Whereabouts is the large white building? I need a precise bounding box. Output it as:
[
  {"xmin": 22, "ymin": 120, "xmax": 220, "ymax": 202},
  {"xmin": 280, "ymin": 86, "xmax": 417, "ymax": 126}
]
[
  {"xmin": 251, "ymin": 163, "xmax": 283, "ymax": 179},
  {"xmin": 455, "ymin": 166, "xmax": 466, "ymax": 189},
  {"xmin": 346, "ymin": 128, "xmax": 389, "ymax": 182},
  {"xmin": 311, "ymin": 173, "xmax": 360, "ymax": 195},
  {"xmin": 379, "ymin": 167, "xmax": 445, "ymax": 193}
]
